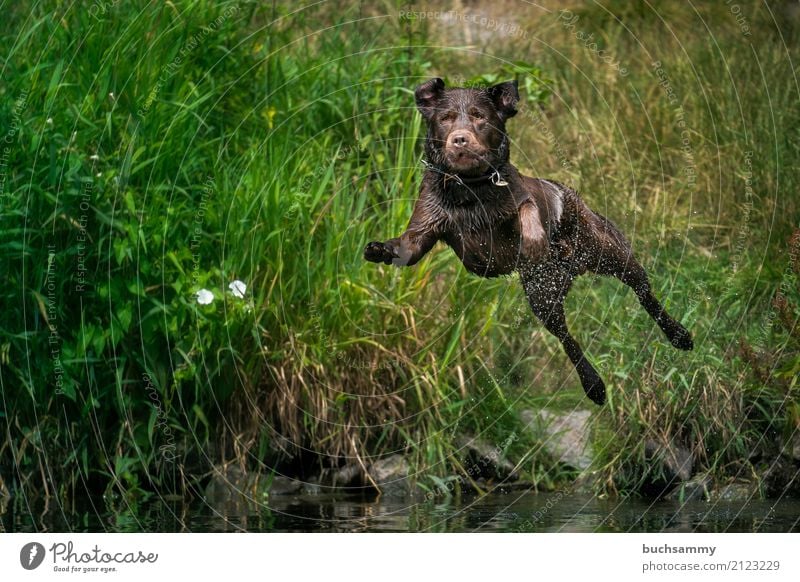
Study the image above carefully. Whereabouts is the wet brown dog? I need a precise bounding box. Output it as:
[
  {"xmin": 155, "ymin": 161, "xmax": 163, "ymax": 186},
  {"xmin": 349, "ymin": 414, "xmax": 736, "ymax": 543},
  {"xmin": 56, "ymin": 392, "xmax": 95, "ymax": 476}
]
[{"xmin": 364, "ymin": 78, "xmax": 693, "ymax": 405}]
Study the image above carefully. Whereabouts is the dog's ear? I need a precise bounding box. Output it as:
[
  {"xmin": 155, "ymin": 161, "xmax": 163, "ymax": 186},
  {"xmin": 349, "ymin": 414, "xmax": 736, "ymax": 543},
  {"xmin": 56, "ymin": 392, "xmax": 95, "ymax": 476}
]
[
  {"xmin": 415, "ymin": 77, "xmax": 445, "ymax": 120},
  {"xmin": 487, "ymin": 80, "xmax": 520, "ymax": 121}
]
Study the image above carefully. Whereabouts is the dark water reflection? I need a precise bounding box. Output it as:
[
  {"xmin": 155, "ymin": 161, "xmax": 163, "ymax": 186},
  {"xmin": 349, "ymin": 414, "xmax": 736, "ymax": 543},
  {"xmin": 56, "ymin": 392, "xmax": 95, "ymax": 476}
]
[{"xmin": 4, "ymin": 492, "xmax": 799, "ymax": 533}]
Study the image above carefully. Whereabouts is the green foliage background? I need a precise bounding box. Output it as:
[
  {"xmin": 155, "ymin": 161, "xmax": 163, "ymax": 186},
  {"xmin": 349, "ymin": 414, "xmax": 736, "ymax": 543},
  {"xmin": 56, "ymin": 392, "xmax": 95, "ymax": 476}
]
[{"xmin": 0, "ymin": 0, "xmax": 798, "ymax": 503}]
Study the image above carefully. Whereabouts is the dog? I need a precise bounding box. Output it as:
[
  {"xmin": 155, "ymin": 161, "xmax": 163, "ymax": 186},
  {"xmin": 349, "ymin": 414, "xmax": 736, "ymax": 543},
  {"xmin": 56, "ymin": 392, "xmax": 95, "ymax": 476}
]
[{"xmin": 364, "ymin": 77, "xmax": 693, "ymax": 405}]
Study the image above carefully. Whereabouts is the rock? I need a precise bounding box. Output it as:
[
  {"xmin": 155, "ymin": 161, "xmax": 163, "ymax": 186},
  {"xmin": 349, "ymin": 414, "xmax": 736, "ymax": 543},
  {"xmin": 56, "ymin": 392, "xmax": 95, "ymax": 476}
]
[
  {"xmin": 665, "ymin": 474, "xmax": 711, "ymax": 502},
  {"xmin": 456, "ymin": 434, "xmax": 519, "ymax": 481},
  {"xmin": 368, "ymin": 455, "xmax": 411, "ymax": 497},
  {"xmin": 712, "ymin": 480, "xmax": 758, "ymax": 502},
  {"xmin": 330, "ymin": 464, "xmax": 361, "ymax": 488},
  {"xmin": 204, "ymin": 465, "xmax": 265, "ymax": 517},
  {"xmin": 478, "ymin": 480, "xmax": 537, "ymax": 494},
  {"xmin": 636, "ymin": 440, "xmax": 693, "ymax": 498},
  {"xmin": 268, "ymin": 475, "xmax": 305, "ymax": 496},
  {"xmin": 204, "ymin": 465, "xmax": 303, "ymax": 502},
  {"xmin": 521, "ymin": 408, "xmax": 594, "ymax": 470},
  {"xmin": 762, "ymin": 457, "xmax": 800, "ymax": 498},
  {"xmin": 644, "ymin": 440, "xmax": 693, "ymax": 482},
  {"xmin": 571, "ymin": 471, "xmax": 601, "ymax": 494},
  {"xmin": 776, "ymin": 433, "xmax": 800, "ymax": 461},
  {"xmin": 301, "ymin": 478, "xmax": 322, "ymax": 496},
  {"xmin": 370, "ymin": 454, "xmax": 409, "ymax": 482}
]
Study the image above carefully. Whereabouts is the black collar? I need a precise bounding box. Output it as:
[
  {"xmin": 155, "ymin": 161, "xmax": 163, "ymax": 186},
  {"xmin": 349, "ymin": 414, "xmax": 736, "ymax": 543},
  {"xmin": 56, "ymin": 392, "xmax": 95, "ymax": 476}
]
[{"xmin": 422, "ymin": 160, "xmax": 509, "ymax": 188}]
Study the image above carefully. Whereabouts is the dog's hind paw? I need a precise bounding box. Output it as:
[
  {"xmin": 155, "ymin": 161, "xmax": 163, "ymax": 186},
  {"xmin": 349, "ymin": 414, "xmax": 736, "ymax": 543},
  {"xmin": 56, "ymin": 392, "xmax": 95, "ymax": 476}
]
[
  {"xmin": 582, "ymin": 375, "xmax": 606, "ymax": 406},
  {"xmin": 669, "ymin": 326, "xmax": 694, "ymax": 351}
]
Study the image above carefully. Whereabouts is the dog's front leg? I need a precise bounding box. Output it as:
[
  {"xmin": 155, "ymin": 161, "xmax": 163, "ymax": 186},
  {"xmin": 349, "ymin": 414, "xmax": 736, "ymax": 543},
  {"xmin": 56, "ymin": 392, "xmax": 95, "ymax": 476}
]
[
  {"xmin": 364, "ymin": 229, "xmax": 438, "ymax": 267},
  {"xmin": 518, "ymin": 200, "xmax": 549, "ymax": 263},
  {"xmin": 365, "ymin": 193, "xmax": 441, "ymax": 267}
]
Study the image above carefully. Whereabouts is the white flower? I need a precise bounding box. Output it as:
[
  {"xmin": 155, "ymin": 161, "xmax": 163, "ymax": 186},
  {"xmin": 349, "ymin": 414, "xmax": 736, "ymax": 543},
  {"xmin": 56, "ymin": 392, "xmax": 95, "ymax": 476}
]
[
  {"xmin": 90, "ymin": 154, "xmax": 99, "ymax": 160},
  {"xmin": 46, "ymin": 117, "xmax": 53, "ymax": 125},
  {"xmin": 109, "ymin": 92, "xmax": 115, "ymax": 100},
  {"xmin": 95, "ymin": 172, "xmax": 102, "ymax": 177},
  {"xmin": 228, "ymin": 280, "xmax": 246, "ymax": 298},
  {"xmin": 196, "ymin": 289, "xmax": 214, "ymax": 305}
]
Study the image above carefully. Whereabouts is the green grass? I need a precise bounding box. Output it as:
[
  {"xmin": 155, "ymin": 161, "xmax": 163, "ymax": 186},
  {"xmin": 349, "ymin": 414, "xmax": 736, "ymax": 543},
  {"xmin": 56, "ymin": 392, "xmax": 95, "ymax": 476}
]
[
  {"xmin": 432, "ymin": 0, "xmax": 800, "ymax": 493},
  {"xmin": 1, "ymin": 0, "xmax": 798, "ymax": 504}
]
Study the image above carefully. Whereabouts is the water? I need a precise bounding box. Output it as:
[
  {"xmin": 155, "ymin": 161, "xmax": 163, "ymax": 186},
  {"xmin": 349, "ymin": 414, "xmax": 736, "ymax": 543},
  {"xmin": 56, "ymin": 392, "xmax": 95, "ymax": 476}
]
[{"xmin": 4, "ymin": 492, "xmax": 800, "ymax": 533}]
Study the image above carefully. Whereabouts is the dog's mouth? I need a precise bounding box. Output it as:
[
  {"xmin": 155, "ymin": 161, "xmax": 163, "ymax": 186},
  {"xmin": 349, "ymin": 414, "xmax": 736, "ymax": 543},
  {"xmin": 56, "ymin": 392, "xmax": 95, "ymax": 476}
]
[{"xmin": 443, "ymin": 147, "xmax": 490, "ymax": 175}]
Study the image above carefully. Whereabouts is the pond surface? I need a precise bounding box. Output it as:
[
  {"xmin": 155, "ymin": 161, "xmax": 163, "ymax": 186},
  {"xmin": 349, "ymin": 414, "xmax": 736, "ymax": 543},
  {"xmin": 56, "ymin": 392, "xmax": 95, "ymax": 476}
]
[{"xmin": 4, "ymin": 491, "xmax": 800, "ymax": 533}]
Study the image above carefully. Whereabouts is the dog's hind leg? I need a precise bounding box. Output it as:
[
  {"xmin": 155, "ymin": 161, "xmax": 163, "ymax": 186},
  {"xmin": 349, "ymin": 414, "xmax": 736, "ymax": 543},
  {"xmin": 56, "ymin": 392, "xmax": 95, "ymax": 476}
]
[
  {"xmin": 589, "ymin": 214, "xmax": 693, "ymax": 351},
  {"xmin": 617, "ymin": 260, "xmax": 694, "ymax": 350},
  {"xmin": 521, "ymin": 268, "xmax": 606, "ymax": 405}
]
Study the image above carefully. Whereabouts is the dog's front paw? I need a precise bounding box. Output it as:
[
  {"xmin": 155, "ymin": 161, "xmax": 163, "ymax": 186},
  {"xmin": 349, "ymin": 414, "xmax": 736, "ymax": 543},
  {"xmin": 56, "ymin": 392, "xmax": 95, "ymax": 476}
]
[{"xmin": 364, "ymin": 241, "xmax": 398, "ymax": 265}]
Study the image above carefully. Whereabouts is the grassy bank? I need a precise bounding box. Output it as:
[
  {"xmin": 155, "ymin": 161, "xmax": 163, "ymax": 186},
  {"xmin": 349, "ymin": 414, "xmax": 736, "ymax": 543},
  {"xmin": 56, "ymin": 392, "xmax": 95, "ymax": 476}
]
[
  {"xmin": 1, "ymin": 0, "xmax": 798, "ymax": 505},
  {"xmin": 433, "ymin": 0, "xmax": 800, "ymax": 493}
]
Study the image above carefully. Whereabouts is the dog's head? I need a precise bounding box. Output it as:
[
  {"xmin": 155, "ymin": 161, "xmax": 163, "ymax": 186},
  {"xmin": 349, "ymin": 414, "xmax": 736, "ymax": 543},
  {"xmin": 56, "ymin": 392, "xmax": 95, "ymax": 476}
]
[{"xmin": 415, "ymin": 77, "xmax": 519, "ymax": 177}]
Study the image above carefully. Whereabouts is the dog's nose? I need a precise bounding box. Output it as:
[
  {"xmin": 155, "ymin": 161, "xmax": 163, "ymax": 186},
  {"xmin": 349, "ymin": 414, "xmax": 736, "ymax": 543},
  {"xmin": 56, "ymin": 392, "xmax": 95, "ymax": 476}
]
[{"xmin": 451, "ymin": 131, "xmax": 470, "ymax": 147}]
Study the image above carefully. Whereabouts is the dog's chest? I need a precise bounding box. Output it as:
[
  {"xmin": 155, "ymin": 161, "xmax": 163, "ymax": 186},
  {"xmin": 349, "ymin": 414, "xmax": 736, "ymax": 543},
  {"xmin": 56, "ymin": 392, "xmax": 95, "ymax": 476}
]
[{"xmin": 442, "ymin": 209, "xmax": 521, "ymax": 277}]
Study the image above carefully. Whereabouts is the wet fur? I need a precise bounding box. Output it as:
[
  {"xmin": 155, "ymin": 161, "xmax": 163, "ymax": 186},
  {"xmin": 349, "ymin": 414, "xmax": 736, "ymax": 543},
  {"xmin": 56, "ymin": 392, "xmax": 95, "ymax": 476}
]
[{"xmin": 364, "ymin": 78, "xmax": 693, "ymax": 405}]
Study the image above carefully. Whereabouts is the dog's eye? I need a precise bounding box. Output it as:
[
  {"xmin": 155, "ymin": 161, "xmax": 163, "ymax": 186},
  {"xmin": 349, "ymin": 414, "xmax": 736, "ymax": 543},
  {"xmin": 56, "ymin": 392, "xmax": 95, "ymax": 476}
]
[
  {"xmin": 439, "ymin": 111, "xmax": 456, "ymax": 122},
  {"xmin": 469, "ymin": 108, "xmax": 485, "ymax": 120}
]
